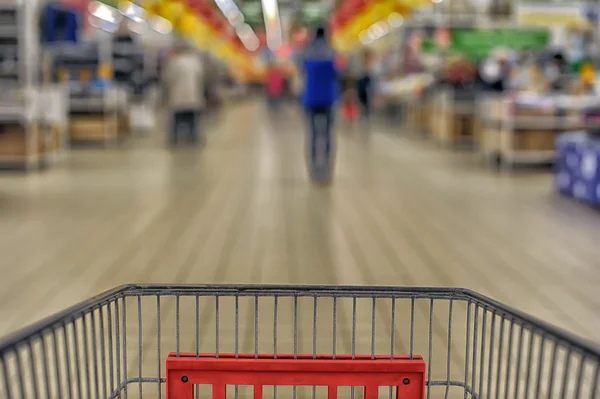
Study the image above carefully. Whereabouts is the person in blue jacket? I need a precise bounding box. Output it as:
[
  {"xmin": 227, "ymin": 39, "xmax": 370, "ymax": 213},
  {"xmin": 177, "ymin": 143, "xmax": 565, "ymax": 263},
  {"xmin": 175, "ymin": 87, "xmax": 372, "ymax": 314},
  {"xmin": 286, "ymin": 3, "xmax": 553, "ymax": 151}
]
[{"xmin": 302, "ymin": 26, "xmax": 339, "ymax": 182}]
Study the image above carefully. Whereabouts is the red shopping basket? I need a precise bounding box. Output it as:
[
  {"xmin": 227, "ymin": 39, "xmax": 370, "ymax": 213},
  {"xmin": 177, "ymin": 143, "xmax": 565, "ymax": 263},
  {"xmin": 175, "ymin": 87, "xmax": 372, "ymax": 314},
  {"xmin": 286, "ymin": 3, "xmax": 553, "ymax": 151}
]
[{"xmin": 0, "ymin": 285, "xmax": 599, "ymax": 398}]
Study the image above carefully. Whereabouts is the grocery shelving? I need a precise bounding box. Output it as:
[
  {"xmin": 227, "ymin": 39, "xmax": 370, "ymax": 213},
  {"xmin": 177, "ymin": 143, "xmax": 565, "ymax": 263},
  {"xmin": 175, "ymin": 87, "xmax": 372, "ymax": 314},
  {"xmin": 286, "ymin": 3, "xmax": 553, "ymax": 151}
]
[
  {"xmin": 49, "ymin": 40, "xmax": 130, "ymax": 145},
  {"xmin": 0, "ymin": 1, "xmax": 48, "ymax": 170},
  {"xmin": 478, "ymin": 93, "xmax": 595, "ymax": 169}
]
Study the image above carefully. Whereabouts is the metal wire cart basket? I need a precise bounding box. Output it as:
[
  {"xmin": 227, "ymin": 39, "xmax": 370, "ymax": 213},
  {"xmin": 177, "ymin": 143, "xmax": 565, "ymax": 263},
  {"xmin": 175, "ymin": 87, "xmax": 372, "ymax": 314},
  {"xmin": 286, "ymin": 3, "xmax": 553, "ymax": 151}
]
[{"xmin": 1, "ymin": 285, "xmax": 599, "ymax": 398}]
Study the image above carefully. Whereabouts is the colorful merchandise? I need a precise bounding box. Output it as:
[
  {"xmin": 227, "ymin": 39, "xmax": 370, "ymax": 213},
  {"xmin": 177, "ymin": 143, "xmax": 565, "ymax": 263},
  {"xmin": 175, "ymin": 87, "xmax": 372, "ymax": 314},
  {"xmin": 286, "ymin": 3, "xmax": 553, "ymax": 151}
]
[{"xmin": 556, "ymin": 132, "xmax": 600, "ymax": 206}]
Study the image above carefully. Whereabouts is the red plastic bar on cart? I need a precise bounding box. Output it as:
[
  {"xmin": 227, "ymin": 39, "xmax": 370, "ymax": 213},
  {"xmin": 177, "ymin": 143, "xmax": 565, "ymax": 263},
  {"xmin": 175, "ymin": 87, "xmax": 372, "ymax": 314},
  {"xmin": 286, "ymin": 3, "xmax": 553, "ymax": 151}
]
[{"xmin": 166, "ymin": 353, "xmax": 426, "ymax": 398}]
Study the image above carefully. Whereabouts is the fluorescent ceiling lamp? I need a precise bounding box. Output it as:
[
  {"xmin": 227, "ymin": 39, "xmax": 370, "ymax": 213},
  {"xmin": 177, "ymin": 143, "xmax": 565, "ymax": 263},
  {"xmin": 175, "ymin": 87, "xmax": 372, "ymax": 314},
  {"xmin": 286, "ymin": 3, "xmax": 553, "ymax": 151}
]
[
  {"xmin": 359, "ymin": 30, "xmax": 372, "ymax": 45},
  {"xmin": 243, "ymin": 36, "xmax": 260, "ymax": 51},
  {"xmin": 262, "ymin": 0, "xmax": 278, "ymax": 21},
  {"xmin": 215, "ymin": 0, "xmax": 244, "ymax": 26},
  {"xmin": 88, "ymin": 1, "xmax": 122, "ymax": 24},
  {"xmin": 227, "ymin": 9, "xmax": 244, "ymax": 26},
  {"xmin": 128, "ymin": 18, "xmax": 147, "ymax": 34},
  {"xmin": 388, "ymin": 13, "xmax": 403, "ymax": 28},
  {"xmin": 236, "ymin": 23, "xmax": 254, "ymax": 37},
  {"xmin": 119, "ymin": 1, "xmax": 147, "ymax": 22},
  {"xmin": 236, "ymin": 23, "xmax": 260, "ymax": 51},
  {"xmin": 261, "ymin": 0, "xmax": 282, "ymax": 50},
  {"xmin": 149, "ymin": 15, "xmax": 172, "ymax": 35},
  {"xmin": 368, "ymin": 21, "xmax": 389, "ymax": 41},
  {"xmin": 88, "ymin": 14, "xmax": 119, "ymax": 33}
]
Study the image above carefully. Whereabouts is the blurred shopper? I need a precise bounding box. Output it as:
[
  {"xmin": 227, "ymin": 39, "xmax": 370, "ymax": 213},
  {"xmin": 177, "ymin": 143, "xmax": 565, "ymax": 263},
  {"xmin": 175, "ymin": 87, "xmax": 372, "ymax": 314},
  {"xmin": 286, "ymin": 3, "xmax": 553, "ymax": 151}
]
[
  {"xmin": 265, "ymin": 61, "xmax": 286, "ymax": 110},
  {"xmin": 547, "ymin": 53, "xmax": 568, "ymax": 92},
  {"xmin": 342, "ymin": 89, "xmax": 360, "ymax": 124},
  {"xmin": 163, "ymin": 38, "xmax": 205, "ymax": 146},
  {"xmin": 203, "ymin": 53, "xmax": 221, "ymax": 110},
  {"xmin": 356, "ymin": 53, "xmax": 373, "ymax": 122},
  {"xmin": 340, "ymin": 68, "xmax": 358, "ymax": 126},
  {"xmin": 302, "ymin": 26, "xmax": 339, "ymax": 182}
]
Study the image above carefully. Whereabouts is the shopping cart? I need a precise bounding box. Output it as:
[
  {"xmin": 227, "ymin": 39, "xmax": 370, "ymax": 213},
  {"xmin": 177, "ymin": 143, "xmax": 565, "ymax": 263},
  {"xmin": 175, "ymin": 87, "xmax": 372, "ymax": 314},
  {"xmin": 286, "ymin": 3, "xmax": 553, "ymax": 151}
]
[{"xmin": 0, "ymin": 285, "xmax": 599, "ymax": 398}]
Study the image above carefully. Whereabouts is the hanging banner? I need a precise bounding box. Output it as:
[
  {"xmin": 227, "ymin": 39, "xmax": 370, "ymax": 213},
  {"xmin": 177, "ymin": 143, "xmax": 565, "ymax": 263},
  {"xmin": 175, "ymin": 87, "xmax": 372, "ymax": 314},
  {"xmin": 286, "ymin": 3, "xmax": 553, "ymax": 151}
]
[{"xmin": 422, "ymin": 28, "xmax": 549, "ymax": 61}]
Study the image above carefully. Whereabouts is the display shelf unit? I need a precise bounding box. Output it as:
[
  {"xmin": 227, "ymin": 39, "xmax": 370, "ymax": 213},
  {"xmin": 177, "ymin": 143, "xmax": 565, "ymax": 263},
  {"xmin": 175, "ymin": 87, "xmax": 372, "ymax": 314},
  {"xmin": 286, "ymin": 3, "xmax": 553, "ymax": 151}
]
[
  {"xmin": 479, "ymin": 93, "xmax": 593, "ymax": 169},
  {"xmin": 38, "ymin": 84, "xmax": 69, "ymax": 165},
  {"xmin": 0, "ymin": 90, "xmax": 41, "ymax": 170},
  {"xmin": 0, "ymin": 2, "xmax": 21, "ymax": 88},
  {"xmin": 431, "ymin": 87, "xmax": 478, "ymax": 147},
  {"xmin": 404, "ymin": 97, "xmax": 430, "ymax": 137},
  {"xmin": 49, "ymin": 40, "xmax": 129, "ymax": 146},
  {"xmin": 0, "ymin": 1, "xmax": 46, "ymax": 170},
  {"xmin": 68, "ymin": 87, "xmax": 124, "ymax": 145}
]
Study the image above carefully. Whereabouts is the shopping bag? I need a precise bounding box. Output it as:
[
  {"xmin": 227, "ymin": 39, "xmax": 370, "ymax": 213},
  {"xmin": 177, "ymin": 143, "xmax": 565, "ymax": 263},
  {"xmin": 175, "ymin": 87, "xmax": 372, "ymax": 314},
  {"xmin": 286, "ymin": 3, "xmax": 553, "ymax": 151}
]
[{"xmin": 130, "ymin": 104, "xmax": 156, "ymax": 131}]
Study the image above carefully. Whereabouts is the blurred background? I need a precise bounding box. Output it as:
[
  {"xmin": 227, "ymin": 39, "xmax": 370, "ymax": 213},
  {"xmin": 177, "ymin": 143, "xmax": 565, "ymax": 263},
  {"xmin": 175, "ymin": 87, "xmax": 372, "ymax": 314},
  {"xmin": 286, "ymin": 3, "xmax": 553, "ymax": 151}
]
[{"xmin": 1, "ymin": 0, "xmax": 600, "ymax": 389}]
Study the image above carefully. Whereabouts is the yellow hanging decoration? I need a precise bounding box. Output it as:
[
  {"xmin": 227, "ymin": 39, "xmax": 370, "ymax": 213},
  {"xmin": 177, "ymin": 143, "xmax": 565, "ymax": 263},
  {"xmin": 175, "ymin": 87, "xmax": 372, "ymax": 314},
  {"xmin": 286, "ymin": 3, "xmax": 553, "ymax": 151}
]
[
  {"xmin": 159, "ymin": 1, "xmax": 185, "ymax": 23},
  {"xmin": 178, "ymin": 10, "xmax": 198, "ymax": 36}
]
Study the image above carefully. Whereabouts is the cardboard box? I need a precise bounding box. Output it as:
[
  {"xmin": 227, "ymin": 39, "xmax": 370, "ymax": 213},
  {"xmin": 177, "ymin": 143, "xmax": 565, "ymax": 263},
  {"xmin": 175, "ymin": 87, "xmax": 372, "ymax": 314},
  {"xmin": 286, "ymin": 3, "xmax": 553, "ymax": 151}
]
[
  {"xmin": 70, "ymin": 117, "xmax": 118, "ymax": 141},
  {"xmin": 511, "ymin": 130, "xmax": 556, "ymax": 151},
  {"xmin": 450, "ymin": 112, "xmax": 475, "ymax": 141},
  {"xmin": 0, "ymin": 124, "xmax": 40, "ymax": 156}
]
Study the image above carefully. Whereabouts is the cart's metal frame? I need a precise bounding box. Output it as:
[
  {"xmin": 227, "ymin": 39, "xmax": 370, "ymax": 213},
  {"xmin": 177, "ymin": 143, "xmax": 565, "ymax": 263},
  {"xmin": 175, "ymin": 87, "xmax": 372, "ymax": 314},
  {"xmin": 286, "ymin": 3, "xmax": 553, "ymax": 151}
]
[{"xmin": 1, "ymin": 284, "xmax": 599, "ymax": 398}]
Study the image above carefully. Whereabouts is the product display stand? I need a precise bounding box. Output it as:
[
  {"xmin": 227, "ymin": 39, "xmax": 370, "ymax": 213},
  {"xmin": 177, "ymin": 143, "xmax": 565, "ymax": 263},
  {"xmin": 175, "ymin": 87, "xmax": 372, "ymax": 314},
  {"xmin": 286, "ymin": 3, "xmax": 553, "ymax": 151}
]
[
  {"xmin": 69, "ymin": 86, "xmax": 121, "ymax": 145},
  {"xmin": 50, "ymin": 40, "xmax": 129, "ymax": 146},
  {"xmin": 478, "ymin": 93, "xmax": 510, "ymax": 165},
  {"xmin": 0, "ymin": 1, "xmax": 46, "ymax": 170},
  {"xmin": 0, "ymin": 89, "xmax": 41, "ymax": 170},
  {"xmin": 431, "ymin": 87, "xmax": 477, "ymax": 147},
  {"xmin": 480, "ymin": 94, "xmax": 592, "ymax": 169},
  {"xmin": 38, "ymin": 84, "xmax": 69, "ymax": 165},
  {"xmin": 0, "ymin": 2, "xmax": 21, "ymax": 88},
  {"xmin": 432, "ymin": 89, "xmax": 475, "ymax": 146},
  {"xmin": 404, "ymin": 95, "xmax": 430, "ymax": 137}
]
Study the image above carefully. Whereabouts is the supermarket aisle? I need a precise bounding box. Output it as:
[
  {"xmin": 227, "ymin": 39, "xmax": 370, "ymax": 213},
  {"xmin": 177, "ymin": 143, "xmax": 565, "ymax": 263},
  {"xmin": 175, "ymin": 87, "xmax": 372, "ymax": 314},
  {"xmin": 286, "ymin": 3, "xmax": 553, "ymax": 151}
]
[{"xmin": 1, "ymin": 100, "xmax": 599, "ymax": 344}]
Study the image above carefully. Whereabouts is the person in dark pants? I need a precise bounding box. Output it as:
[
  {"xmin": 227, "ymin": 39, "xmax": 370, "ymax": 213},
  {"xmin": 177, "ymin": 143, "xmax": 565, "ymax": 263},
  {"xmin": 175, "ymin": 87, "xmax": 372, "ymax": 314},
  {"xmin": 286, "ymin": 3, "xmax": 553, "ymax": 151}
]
[
  {"xmin": 171, "ymin": 110, "xmax": 199, "ymax": 144},
  {"xmin": 357, "ymin": 74, "xmax": 372, "ymax": 121},
  {"xmin": 356, "ymin": 53, "xmax": 373, "ymax": 122},
  {"xmin": 302, "ymin": 26, "xmax": 339, "ymax": 182}
]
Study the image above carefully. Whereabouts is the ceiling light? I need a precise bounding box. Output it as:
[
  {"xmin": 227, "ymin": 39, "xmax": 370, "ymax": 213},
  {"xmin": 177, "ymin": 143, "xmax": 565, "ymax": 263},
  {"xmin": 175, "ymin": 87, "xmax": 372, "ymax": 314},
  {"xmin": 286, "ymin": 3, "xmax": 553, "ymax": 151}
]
[
  {"xmin": 89, "ymin": 1, "xmax": 122, "ymax": 24},
  {"xmin": 149, "ymin": 15, "xmax": 172, "ymax": 35},
  {"xmin": 128, "ymin": 18, "xmax": 147, "ymax": 34},
  {"xmin": 118, "ymin": 1, "xmax": 147, "ymax": 22},
  {"xmin": 236, "ymin": 24, "xmax": 260, "ymax": 51},
  {"xmin": 388, "ymin": 13, "xmax": 403, "ymax": 28},
  {"xmin": 262, "ymin": 0, "xmax": 278, "ymax": 21},
  {"xmin": 359, "ymin": 30, "xmax": 371, "ymax": 44},
  {"xmin": 377, "ymin": 21, "xmax": 389, "ymax": 36},
  {"xmin": 244, "ymin": 36, "xmax": 260, "ymax": 51},
  {"xmin": 227, "ymin": 10, "xmax": 244, "ymax": 26},
  {"xmin": 261, "ymin": 0, "xmax": 282, "ymax": 50},
  {"xmin": 367, "ymin": 21, "xmax": 389, "ymax": 41},
  {"xmin": 236, "ymin": 23, "xmax": 253, "ymax": 37},
  {"xmin": 88, "ymin": 14, "xmax": 119, "ymax": 33}
]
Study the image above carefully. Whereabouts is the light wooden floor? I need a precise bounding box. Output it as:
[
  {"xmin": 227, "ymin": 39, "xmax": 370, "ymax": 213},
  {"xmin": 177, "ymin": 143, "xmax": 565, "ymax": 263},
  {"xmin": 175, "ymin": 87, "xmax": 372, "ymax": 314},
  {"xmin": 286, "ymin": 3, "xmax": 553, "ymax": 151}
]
[{"xmin": 1, "ymin": 102, "xmax": 599, "ymax": 398}]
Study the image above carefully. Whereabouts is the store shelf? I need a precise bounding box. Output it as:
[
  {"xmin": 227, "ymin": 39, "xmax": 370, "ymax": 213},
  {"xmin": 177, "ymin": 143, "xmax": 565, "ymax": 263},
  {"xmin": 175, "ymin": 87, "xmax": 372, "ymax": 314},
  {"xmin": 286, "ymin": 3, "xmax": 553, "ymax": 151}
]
[
  {"xmin": 0, "ymin": 26, "xmax": 17, "ymax": 37},
  {"xmin": 501, "ymin": 150, "xmax": 556, "ymax": 164}
]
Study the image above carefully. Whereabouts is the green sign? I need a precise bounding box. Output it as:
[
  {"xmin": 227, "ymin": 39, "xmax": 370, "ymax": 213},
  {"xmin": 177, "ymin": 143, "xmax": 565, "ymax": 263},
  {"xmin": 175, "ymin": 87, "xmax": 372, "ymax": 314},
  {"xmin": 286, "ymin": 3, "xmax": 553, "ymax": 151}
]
[
  {"xmin": 241, "ymin": 1, "xmax": 263, "ymax": 26},
  {"xmin": 298, "ymin": 2, "xmax": 325, "ymax": 26},
  {"xmin": 423, "ymin": 28, "xmax": 549, "ymax": 61}
]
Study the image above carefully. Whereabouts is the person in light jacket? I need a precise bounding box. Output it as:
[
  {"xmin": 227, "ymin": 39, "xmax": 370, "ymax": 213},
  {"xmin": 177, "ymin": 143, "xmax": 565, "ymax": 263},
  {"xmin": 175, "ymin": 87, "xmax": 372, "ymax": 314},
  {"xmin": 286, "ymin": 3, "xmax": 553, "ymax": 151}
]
[{"xmin": 163, "ymin": 38, "xmax": 205, "ymax": 145}]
